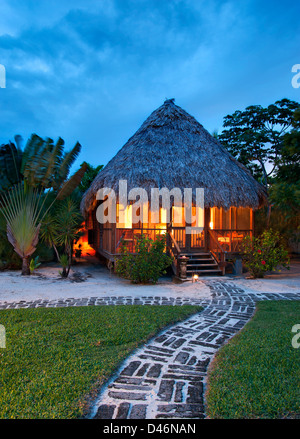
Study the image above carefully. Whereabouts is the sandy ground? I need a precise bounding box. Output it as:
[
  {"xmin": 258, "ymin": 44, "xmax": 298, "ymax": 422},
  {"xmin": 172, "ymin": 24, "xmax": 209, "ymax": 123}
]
[
  {"xmin": 0, "ymin": 257, "xmax": 299, "ymax": 303},
  {"xmin": 232, "ymin": 260, "xmax": 300, "ymax": 296}
]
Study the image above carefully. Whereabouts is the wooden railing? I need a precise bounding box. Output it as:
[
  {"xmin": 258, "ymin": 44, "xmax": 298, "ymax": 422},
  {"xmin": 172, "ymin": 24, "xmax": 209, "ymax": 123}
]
[
  {"xmin": 167, "ymin": 230, "xmax": 181, "ymax": 276},
  {"xmin": 115, "ymin": 231, "xmax": 125, "ymax": 251},
  {"xmin": 208, "ymin": 229, "xmax": 226, "ymax": 275},
  {"xmin": 208, "ymin": 229, "xmax": 252, "ymax": 253}
]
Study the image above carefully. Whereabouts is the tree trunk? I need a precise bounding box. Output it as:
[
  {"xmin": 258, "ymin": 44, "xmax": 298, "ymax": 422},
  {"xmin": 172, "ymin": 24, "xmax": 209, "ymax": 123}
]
[
  {"xmin": 66, "ymin": 248, "xmax": 72, "ymax": 278},
  {"xmin": 53, "ymin": 244, "xmax": 60, "ymax": 262},
  {"xmin": 22, "ymin": 257, "xmax": 30, "ymax": 275}
]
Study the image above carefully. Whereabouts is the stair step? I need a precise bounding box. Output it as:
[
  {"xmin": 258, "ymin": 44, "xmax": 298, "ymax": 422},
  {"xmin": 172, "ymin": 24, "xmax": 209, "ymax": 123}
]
[
  {"xmin": 187, "ymin": 263, "xmax": 218, "ymax": 267},
  {"xmin": 187, "ymin": 269, "xmax": 223, "ymax": 275},
  {"xmin": 187, "ymin": 267, "xmax": 220, "ymax": 272},
  {"xmin": 182, "ymin": 253, "xmax": 211, "ymax": 257},
  {"xmin": 176, "ymin": 251, "xmax": 223, "ymax": 277}
]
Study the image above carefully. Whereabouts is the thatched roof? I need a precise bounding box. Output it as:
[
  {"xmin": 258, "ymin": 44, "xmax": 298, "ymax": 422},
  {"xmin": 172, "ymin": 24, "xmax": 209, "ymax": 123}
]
[{"xmin": 81, "ymin": 99, "xmax": 267, "ymax": 214}]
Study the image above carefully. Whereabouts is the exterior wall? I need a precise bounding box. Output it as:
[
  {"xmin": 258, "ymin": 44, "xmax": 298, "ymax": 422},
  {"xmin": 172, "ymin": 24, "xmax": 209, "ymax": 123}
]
[{"xmin": 86, "ymin": 204, "xmax": 254, "ymax": 258}]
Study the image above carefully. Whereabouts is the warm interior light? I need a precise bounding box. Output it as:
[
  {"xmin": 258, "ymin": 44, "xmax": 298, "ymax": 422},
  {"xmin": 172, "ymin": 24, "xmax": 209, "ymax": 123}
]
[
  {"xmin": 210, "ymin": 208, "xmax": 214, "ymax": 230},
  {"xmin": 125, "ymin": 205, "xmax": 132, "ymax": 229},
  {"xmin": 73, "ymin": 223, "xmax": 96, "ymax": 257},
  {"xmin": 160, "ymin": 207, "xmax": 167, "ymax": 225},
  {"xmin": 191, "ymin": 206, "xmax": 204, "ymax": 227},
  {"xmin": 117, "ymin": 204, "xmax": 132, "ymax": 228}
]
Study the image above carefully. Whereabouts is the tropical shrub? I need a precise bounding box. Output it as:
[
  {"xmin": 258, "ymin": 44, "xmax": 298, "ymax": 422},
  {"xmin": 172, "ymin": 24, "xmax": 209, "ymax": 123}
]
[
  {"xmin": 40, "ymin": 198, "xmax": 83, "ymax": 278},
  {"xmin": 115, "ymin": 234, "xmax": 173, "ymax": 284},
  {"xmin": 58, "ymin": 254, "xmax": 69, "ymax": 278},
  {"xmin": 29, "ymin": 256, "xmax": 41, "ymax": 274},
  {"xmin": 241, "ymin": 230, "xmax": 289, "ymax": 278}
]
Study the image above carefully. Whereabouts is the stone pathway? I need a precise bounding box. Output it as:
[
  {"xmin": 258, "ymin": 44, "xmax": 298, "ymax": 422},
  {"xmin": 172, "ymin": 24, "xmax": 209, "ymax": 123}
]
[
  {"xmin": 0, "ymin": 295, "xmax": 208, "ymax": 309},
  {"xmin": 88, "ymin": 281, "xmax": 299, "ymax": 420},
  {"xmin": 0, "ymin": 279, "xmax": 298, "ymax": 419}
]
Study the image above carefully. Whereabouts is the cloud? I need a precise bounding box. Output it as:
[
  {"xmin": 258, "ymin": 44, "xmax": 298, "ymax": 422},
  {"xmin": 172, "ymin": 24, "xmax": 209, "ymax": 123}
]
[{"xmin": 0, "ymin": 0, "xmax": 299, "ymax": 168}]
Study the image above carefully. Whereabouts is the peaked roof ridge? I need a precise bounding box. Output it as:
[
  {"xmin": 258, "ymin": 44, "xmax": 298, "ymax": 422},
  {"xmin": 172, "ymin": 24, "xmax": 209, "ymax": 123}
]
[
  {"xmin": 137, "ymin": 98, "xmax": 204, "ymax": 131},
  {"xmin": 81, "ymin": 99, "xmax": 267, "ymax": 213}
]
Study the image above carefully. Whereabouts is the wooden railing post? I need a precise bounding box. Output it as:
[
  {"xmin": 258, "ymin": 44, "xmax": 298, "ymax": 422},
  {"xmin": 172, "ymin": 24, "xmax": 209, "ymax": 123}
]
[{"xmin": 208, "ymin": 229, "xmax": 226, "ymax": 276}]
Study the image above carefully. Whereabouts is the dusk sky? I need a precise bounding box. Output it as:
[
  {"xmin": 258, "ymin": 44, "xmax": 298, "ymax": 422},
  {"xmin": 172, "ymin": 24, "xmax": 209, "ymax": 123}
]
[{"xmin": 0, "ymin": 0, "xmax": 300, "ymax": 170}]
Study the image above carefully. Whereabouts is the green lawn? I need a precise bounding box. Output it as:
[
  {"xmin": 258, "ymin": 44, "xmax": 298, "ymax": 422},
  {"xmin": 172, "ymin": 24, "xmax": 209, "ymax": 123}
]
[
  {"xmin": 0, "ymin": 305, "xmax": 202, "ymax": 419},
  {"xmin": 205, "ymin": 301, "xmax": 300, "ymax": 419}
]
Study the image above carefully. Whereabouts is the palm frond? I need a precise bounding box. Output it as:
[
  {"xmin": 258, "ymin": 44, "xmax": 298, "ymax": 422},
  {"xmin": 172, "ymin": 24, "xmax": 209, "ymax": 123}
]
[
  {"xmin": 0, "ymin": 142, "xmax": 22, "ymax": 189},
  {"xmin": 0, "ymin": 184, "xmax": 46, "ymax": 258},
  {"xmin": 56, "ymin": 161, "xmax": 87, "ymax": 200},
  {"xmin": 42, "ymin": 137, "xmax": 64, "ymax": 188},
  {"xmin": 54, "ymin": 142, "xmax": 81, "ymax": 189}
]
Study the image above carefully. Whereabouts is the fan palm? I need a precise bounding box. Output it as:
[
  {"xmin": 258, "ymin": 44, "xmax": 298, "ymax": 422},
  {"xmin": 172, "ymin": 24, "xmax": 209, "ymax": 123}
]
[
  {"xmin": 0, "ymin": 184, "xmax": 46, "ymax": 275},
  {"xmin": 0, "ymin": 162, "xmax": 88, "ymax": 275}
]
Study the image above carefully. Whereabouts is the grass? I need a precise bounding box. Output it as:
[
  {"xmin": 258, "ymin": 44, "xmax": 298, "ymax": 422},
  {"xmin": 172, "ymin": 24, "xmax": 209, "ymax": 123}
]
[
  {"xmin": 0, "ymin": 304, "xmax": 202, "ymax": 419},
  {"xmin": 205, "ymin": 301, "xmax": 300, "ymax": 419}
]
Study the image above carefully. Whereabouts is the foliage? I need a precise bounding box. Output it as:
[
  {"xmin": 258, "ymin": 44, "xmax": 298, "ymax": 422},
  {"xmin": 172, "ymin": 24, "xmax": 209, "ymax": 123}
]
[
  {"xmin": 58, "ymin": 254, "xmax": 69, "ymax": 278},
  {"xmin": 40, "ymin": 198, "xmax": 83, "ymax": 278},
  {"xmin": 0, "ymin": 212, "xmax": 22, "ymax": 269},
  {"xmin": 0, "ymin": 305, "xmax": 201, "ymax": 418},
  {"xmin": 0, "ymin": 134, "xmax": 88, "ymax": 275},
  {"xmin": 219, "ymin": 99, "xmax": 300, "ymax": 229},
  {"xmin": 218, "ymin": 98, "xmax": 300, "ymax": 186},
  {"xmin": 115, "ymin": 234, "xmax": 173, "ymax": 284},
  {"xmin": 0, "ymin": 134, "xmax": 82, "ymax": 191},
  {"xmin": 269, "ymin": 125, "xmax": 300, "ymax": 218},
  {"xmin": 240, "ymin": 229, "xmax": 289, "ymax": 278},
  {"xmin": 206, "ymin": 301, "xmax": 300, "ymax": 419},
  {"xmin": 29, "ymin": 256, "xmax": 41, "ymax": 274},
  {"xmin": 254, "ymin": 207, "xmax": 299, "ymax": 248},
  {"xmin": 77, "ymin": 163, "xmax": 103, "ymax": 194},
  {"xmin": 56, "ymin": 162, "xmax": 88, "ymax": 200},
  {"xmin": 0, "ymin": 184, "xmax": 46, "ymax": 275}
]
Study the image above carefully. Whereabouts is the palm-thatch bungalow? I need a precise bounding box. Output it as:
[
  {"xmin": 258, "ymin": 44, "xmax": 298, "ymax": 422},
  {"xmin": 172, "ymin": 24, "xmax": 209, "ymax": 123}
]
[{"xmin": 81, "ymin": 99, "xmax": 267, "ymax": 277}]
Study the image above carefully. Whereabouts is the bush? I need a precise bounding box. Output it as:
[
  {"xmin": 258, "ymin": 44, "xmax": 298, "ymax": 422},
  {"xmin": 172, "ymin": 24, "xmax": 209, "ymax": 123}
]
[
  {"xmin": 115, "ymin": 234, "xmax": 173, "ymax": 284},
  {"xmin": 241, "ymin": 229, "xmax": 289, "ymax": 278},
  {"xmin": 0, "ymin": 215, "xmax": 22, "ymax": 269}
]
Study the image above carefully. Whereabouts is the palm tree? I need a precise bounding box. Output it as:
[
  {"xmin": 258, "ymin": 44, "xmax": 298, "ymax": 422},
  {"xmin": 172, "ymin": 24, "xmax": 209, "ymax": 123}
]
[
  {"xmin": 0, "ymin": 185, "xmax": 45, "ymax": 275},
  {"xmin": 40, "ymin": 199, "xmax": 83, "ymax": 277},
  {"xmin": 0, "ymin": 134, "xmax": 82, "ymax": 191},
  {"xmin": 0, "ymin": 163, "xmax": 88, "ymax": 275}
]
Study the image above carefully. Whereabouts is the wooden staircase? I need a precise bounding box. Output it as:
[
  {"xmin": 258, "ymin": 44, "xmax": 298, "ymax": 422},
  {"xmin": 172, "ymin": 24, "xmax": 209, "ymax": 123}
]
[{"xmin": 182, "ymin": 252, "xmax": 223, "ymax": 277}]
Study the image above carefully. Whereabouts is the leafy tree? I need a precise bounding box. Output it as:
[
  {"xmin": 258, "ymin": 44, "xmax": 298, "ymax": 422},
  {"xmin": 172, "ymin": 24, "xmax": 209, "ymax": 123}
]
[
  {"xmin": 77, "ymin": 163, "xmax": 103, "ymax": 194},
  {"xmin": 218, "ymin": 99, "xmax": 300, "ymax": 186},
  {"xmin": 269, "ymin": 108, "xmax": 300, "ymax": 219}
]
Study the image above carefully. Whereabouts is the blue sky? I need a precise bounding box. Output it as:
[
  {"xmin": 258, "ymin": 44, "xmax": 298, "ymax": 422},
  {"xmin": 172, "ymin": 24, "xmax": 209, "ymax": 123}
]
[{"xmin": 0, "ymin": 0, "xmax": 300, "ymax": 169}]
